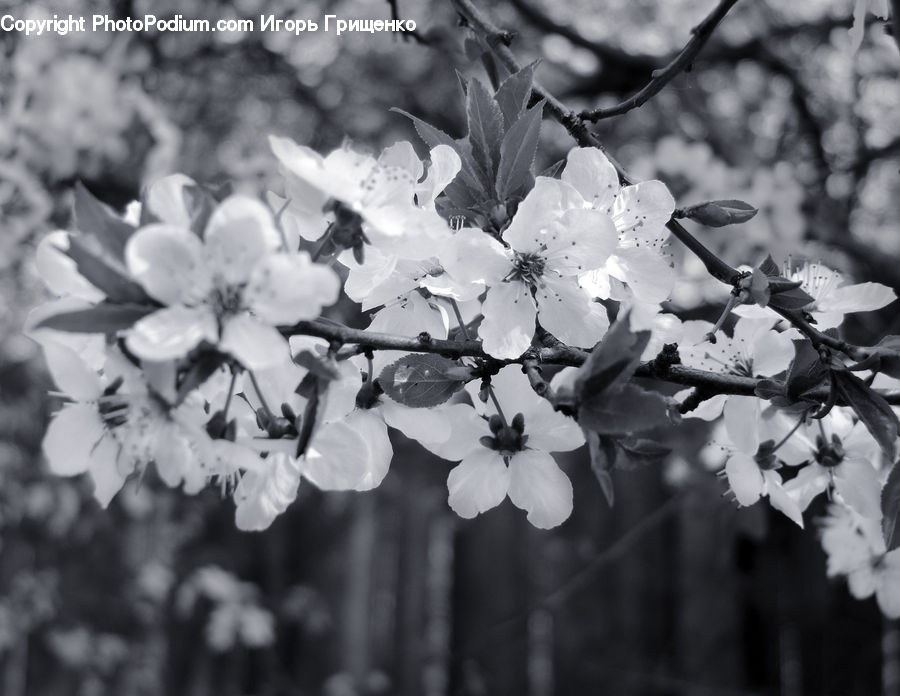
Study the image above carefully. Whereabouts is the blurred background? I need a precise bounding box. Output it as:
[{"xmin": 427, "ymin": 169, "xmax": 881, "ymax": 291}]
[{"xmin": 1, "ymin": 0, "xmax": 899, "ymax": 693}]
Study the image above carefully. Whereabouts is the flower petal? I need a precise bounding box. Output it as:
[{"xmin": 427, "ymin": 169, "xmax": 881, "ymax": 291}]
[
  {"xmin": 125, "ymin": 224, "xmax": 212, "ymax": 305},
  {"xmin": 88, "ymin": 434, "xmax": 128, "ymax": 507},
  {"xmin": 560, "ymin": 147, "xmax": 619, "ymax": 211},
  {"xmin": 447, "ymin": 448, "xmax": 510, "ymax": 519},
  {"xmin": 536, "ymin": 276, "xmax": 609, "ymax": 349},
  {"xmin": 127, "ymin": 306, "xmax": 218, "ymax": 362},
  {"xmin": 835, "ymin": 458, "xmax": 882, "ymax": 519},
  {"xmin": 479, "ymin": 281, "xmax": 537, "ymax": 359},
  {"xmin": 43, "ymin": 403, "xmax": 105, "ymax": 476},
  {"xmin": 220, "ymin": 314, "xmax": 291, "ymax": 371},
  {"xmin": 35, "ymin": 232, "xmax": 105, "ymax": 301},
  {"xmin": 507, "ymin": 449, "xmax": 573, "ymax": 529},
  {"xmin": 380, "ymin": 398, "xmax": 451, "ymax": 445},
  {"xmin": 204, "ymin": 196, "xmax": 281, "ymax": 284},
  {"xmin": 818, "ymin": 282, "xmax": 896, "ymax": 314},
  {"xmin": 762, "ymin": 470, "xmax": 804, "ymax": 528},
  {"xmin": 724, "ymin": 452, "xmax": 763, "ymax": 507},
  {"xmin": 143, "ymin": 174, "xmax": 196, "ymax": 227},
  {"xmin": 39, "ymin": 339, "xmax": 103, "ymax": 400},
  {"xmin": 724, "ymin": 395, "xmax": 760, "ymax": 454},
  {"xmin": 604, "ymin": 247, "xmax": 676, "ymax": 304},
  {"xmin": 245, "ymin": 252, "xmax": 340, "ymax": 325},
  {"xmin": 543, "ymin": 208, "xmax": 617, "ymax": 275},
  {"xmin": 234, "ymin": 452, "xmax": 302, "ymax": 531}
]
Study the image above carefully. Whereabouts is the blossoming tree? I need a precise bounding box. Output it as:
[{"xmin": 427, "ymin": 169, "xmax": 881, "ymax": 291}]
[{"xmin": 24, "ymin": 0, "xmax": 900, "ymax": 623}]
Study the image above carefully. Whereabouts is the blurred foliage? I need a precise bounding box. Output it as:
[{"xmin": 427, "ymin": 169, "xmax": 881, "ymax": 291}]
[{"xmin": 0, "ymin": 0, "xmax": 898, "ymax": 693}]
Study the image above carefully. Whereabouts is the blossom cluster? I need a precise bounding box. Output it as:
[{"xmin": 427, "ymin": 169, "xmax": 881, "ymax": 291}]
[{"xmin": 25, "ymin": 96, "xmax": 900, "ymax": 616}]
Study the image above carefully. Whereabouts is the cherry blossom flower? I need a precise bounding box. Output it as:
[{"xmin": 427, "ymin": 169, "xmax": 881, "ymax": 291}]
[
  {"xmin": 269, "ymin": 136, "xmax": 450, "ymax": 259},
  {"xmin": 734, "ymin": 261, "xmax": 895, "ymax": 329},
  {"xmin": 820, "ymin": 502, "xmax": 900, "ymax": 618},
  {"xmin": 780, "ymin": 408, "xmax": 884, "ymax": 519},
  {"xmin": 678, "ymin": 317, "xmax": 794, "ymax": 453},
  {"xmin": 849, "ymin": 0, "xmax": 891, "ymax": 52},
  {"xmin": 125, "ymin": 195, "xmax": 339, "ymax": 370},
  {"xmin": 441, "ymin": 178, "xmax": 617, "ymax": 359},
  {"xmin": 421, "ymin": 366, "xmax": 584, "ymax": 529}
]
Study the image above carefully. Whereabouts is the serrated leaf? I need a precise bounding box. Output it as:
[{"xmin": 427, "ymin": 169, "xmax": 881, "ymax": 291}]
[
  {"xmin": 64, "ymin": 236, "xmax": 151, "ymax": 304},
  {"xmin": 683, "ymin": 199, "xmax": 758, "ymax": 227},
  {"xmin": 832, "ymin": 369, "xmax": 899, "ymax": 460},
  {"xmin": 882, "ymin": 461, "xmax": 900, "ymax": 552},
  {"xmin": 616, "ymin": 437, "xmax": 671, "ymax": 470},
  {"xmin": 579, "ymin": 383, "xmax": 671, "ymax": 436},
  {"xmin": 495, "ymin": 101, "xmax": 544, "ymax": 200},
  {"xmin": 378, "ymin": 354, "xmax": 470, "ymax": 408},
  {"xmin": 586, "ymin": 430, "xmax": 617, "ymax": 506},
  {"xmin": 34, "ymin": 303, "xmax": 156, "ymax": 334},
  {"xmin": 574, "ymin": 316, "xmax": 650, "ymax": 400},
  {"xmin": 73, "ymin": 182, "xmax": 134, "ymax": 262},
  {"xmin": 466, "ymin": 79, "xmax": 505, "ymax": 186},
  {"xmin": 494, "ymin": 61, "xmax": 538, "ymax": 127}
]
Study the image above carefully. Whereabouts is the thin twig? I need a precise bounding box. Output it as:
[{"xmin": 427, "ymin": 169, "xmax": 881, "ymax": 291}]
[{"xmin": 580, "ymin": 0, "xmax": 742, "ymax": 122}]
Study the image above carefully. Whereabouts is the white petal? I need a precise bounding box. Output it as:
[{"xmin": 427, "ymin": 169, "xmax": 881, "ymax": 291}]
[
  {"xmin": 762, "ymin": 470, "xmax": 804, "ymax": 528},
  {"xmin": 43, "ymin": 404, "xmax": 106, "ymax": 476},
  {"xmin": 684, "ymin": 393, "xmax": 727, "ymax": 421},
  {"xmin": 560, "ymin": 147, "xmax": 619, "ymax": 211},
  {"xmin": 378, "ymin": 141, "xmax": 424, "ymax": 180},
  {"xmin": 479, "ymin": 282, "xmax": 537, "ymax": 359},
  {"xmin": 244, "ymin": 252, "xmax": 340, "ymax": 325},
  {"xmin": 234, "ymin": 452, "xmax": 302, "ymax": 531},
  {"xmin": 611, "ymin": 180, "xmax": 675, "ymax": 245},
  {"xmin": 143, "ymin": 173, "xmax": 196, "ymax": 227},
  {"xmin": 125, "ymin": 224, "xmax": 212, "ymax": 305},
  {"xmin": 724, "ymin": 396, "xmax": 760, "ymax": 454},
  {"xmin": 834, "ymin": 458, "xmax": 882, "ymax": 519},
  {"xmin": 419, "ymin": 404, "xmax": 486, "ymax": 461},
  {"xmin": 417, "ymin": 145, "xmax": 462, "ymax": 208},
  {"xmin": 543, "ymin": 208, "xmax": 617, "ymax": 275},
  {"xmin": 220, "ymin": 314, "xmax": 291, "ymax": 371},
  {"xmin": 781, "ymin": 464, "xmax": 829, "ymax": 511},
  {"xmin": 35, "ymin": 232, "xmax": 105, "ymax": 301},
  {"xmin": 39, "ymin": 340, "xmax": 102, "ymax": 400},
  {"xmin": 604, "ymin": 247, "xmax": 676, "ymax": 304},
  {"xmin": 522, "ymin": 400, "xmax": 585, "ymax": 453},
  {"xmin": 749, "ymin": 326, "xmax": 794, "ymax": 377},
  {"xmin": 447, "ymin": 448, "xmax": 510, "ymax": 519},
  {"xmin": 536, "ymin": 276, "xmax": 609, "ymax": 349},
  {"xmin": 724, "ymin": 453, "xmax": 764, "ymax": 507},
  {"xmin": 818, "ymin": 282, "xmax": 896, "ymax": 314},
  {"xmin": 127, "ymin": 306, "xmax": 218, "ymax": 362},
  {"xmin": 504, "ymin": 178, "xmax": 583, "ymax": 251},
  {"xmin": 438, "ymin": 227, "xmax": 510, "ymax": 286},
  {"xmin": 204, "ymin": 196, "xmax": 281, "ymax": 284},
  {"xmin": 303, "ymin": 411, "xmax": 392, "ymax": 491},
  {"xmin": 380, "ymin": 399, "xmax": 451, "ymax": 445},
  {"xmin": 507, "ymin": 449, "xmax": 573, "ymax": 529},
  {"xmin": 88, "ymin": 434, "xmax": 127, "ymax": 507}
]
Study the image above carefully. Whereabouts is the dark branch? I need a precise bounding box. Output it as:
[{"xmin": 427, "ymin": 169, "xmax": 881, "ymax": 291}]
[{"xmin": 579, "ymin": 0, "xmax": 742, "ymax": 122}]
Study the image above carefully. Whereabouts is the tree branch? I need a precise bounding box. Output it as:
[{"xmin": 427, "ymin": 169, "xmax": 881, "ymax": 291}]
[{"xmin": 579, "ymin": 0, "xmax": 742, "ymax": 122}]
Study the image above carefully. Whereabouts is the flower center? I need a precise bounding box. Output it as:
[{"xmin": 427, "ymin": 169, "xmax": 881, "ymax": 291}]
[
  {"xmin": 729, "ymin": 356, "xmax": 754, "ymax": 378},
  {"xmin": 479, "ymin": 413, "xmax": 528, "ymax": 456},
  {"xmin": 209, "ymin": 283, "xmax": 244, "ymax": 316},
  {"xmin": 507, "ymin": 252, "xmax": 546, "ymax": 286},
  {"xmin": 814, "ymin": 434, "xmax": 844, "ymax": 467}
]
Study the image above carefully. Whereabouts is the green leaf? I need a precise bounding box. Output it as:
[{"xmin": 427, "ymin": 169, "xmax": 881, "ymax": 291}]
[
  {"xmin": 616, "ymin": 437, "xmax": 671, "ymax": 470},
  {"xmin": 832, "ymin": 368, "xmax": 899, "ymax": 460},
  {"xmin": 748, "ymin": 255, "xmax": 814, "ymax": 310},
  {"xmin": 586, "ymin": 431, "xmax": 617, "ymax": 506},
  {"xmin": 494, "ymin": 61, "xmax": 538, "ymax": 127},
  {"xmin": 574, "ymin": 315, "xmax": 650, "ymax": 400},
  {"xmin": 785, "ymin": 340, "xmax": 828, "ymax": 403},
  {"xmin": 579, "ymin": 383, "xmax": 671, "ymax": 436},
  {"xmin": 851, "ymin": 336, "xmax": 900, "ymax": 380},
  {"xmin": 682, "ymin": 199, "xmax": 758, "ymax": 227},
  {"xmin": 495, "ymin": 101, "xmax": 545, "ymax": 201},
  {"xmin": 64, "ymin": 236, "xmax": 151, "ymax": 304},
  {"xmin": 73, "ymin": 182, "xmax": 135, "ymax": 262},
  {"xmin": 466, "ymin": 79, "xmax": 505, "ymax": 185},
  {"xmin": 378, "ymin": 354, "xmax": 471, "ymax": 408},
  {"xmin": 34, "ymin": 303, "xmax": 156, "ymax": 334},
  {"xmin": 882, "ymin": 461, "xmax": 900, "ymax": 552}
]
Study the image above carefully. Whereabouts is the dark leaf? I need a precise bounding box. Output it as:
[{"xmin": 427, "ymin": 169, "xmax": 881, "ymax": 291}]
[
  {"xmin": 176, "ymin": 352, "xmax": 227, "ymax": 405},
  {"xmin": 852, "ymin": 336, "xmax": 900, "ymax": 380},
  {"xmin": 494, "ymin": 61, "xmax": 538, "ymax": 127},
  {"xmin": 586, "ymin": 431, "xmax": 618, "ymax": 506},
  {"xmin": 293, "ymin": 350, "xmax": 341, "ymax": 382},
  {"xmin": 466, "ymin": 78, "xmax": 505, "ymax": 183},
  {"xmin": 579, "ymin": 383, "xmax": 671, "ymax": 436},
  {"xmin": 64, "ymin": 236, "xmax": 151, "ymax": 304},
  {"xmin": 832, "ymin": 368, "xmax": 899, "ymax": 460},
  {"xmin": 574, "ymin": 315, "xmax": 650, "ymax": 400},
  {"xmin": 378, "ymin": 354, "xmax": 471, "ymax": 408},
  {"xmin": 616, "ymin": 437, "xmax": 671, "ymax": 470},
  {"xmin": 34, "ymin": 303, "xmax": 156, "ymax": 334},
  {"xmin": 73, "ymin": 182, "xmax": 135, "ymax": 262},
  {"xmin": 882, "ymin": 461, "xmax": 900, "ymax": 552},
  {"xmin": 758, "ymin": 254, "xmax": 780, "ymax": 277},
  {"xmin": 785, "ymin": 340, "xmax": 828, "ymax": 402},
  {"xmin": 768, "ymin": 285, "xmax": 815, "ymax": 311},
  {"xmin": 495, "ymin": 101, "xmax": 544, "ymax": 200}
]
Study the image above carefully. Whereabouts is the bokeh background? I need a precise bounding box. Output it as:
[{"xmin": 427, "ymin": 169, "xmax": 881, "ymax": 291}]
[{"xmin": 1, "ymin": 0, "xmax": 899, "ymax": 694}]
